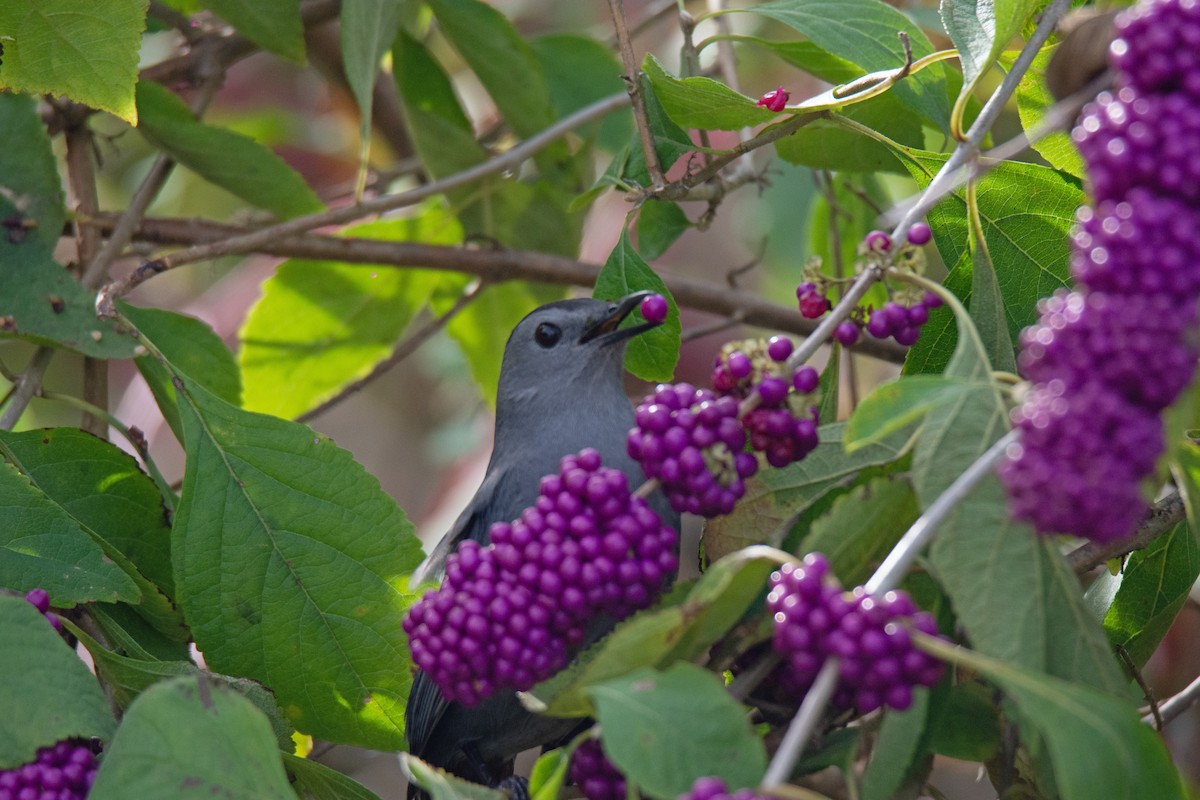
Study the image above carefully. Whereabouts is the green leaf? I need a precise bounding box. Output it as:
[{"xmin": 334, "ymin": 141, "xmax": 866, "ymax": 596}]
[
  {"xmin": 0, "ymin": 240, "xmax": 138, "ymax": 358},
  {"xmin": 425, "ymin": 0, "xmax": 571, "ymax": 183},
  {"xmin": 426, "ymin": 0, "xmax": 554, "ymax": 137},
  {"xmin": 89, "ymin": 602, "xmax": 190, "ymax": 661},
  {"xmin": 743, "ymin": 0, "xmax": 949, "ymax": 129},
  {"xmin": 1103, "ymin": 522, "xmax": 1200, "ymax": 668},
  {"xmin": 926, "ymin": 640, "xmax": 1186, "ymax": 800},
  {"xmin": 531, "ymin": 549, "xmax": 779, "ymax": 718},
  {"xmin": 757, "ymin": 39, "xmax": 864, "ymax": 83},
  {"xmin": 401, "ymin": 754, "xmax": 507, "ymax": 800},
  {"xmin": 817, "ymin": 343, "xmax": 840, "ymax": 425},
  {"xmin": 120, "ymin": 302, "xmax": 242, "ymax": 441},
  {"xmin": 392, "ymin": 29, "xmax": 481, "ymax": 174},
  {"xmin": 70, "ymin": 622, "xmax": 295, "ymax": 750},
  {"xmin": 594, "ymin": 231, "xmax": 681, "ymax": 382},
  {"xmin": 89, "ymin": 676, "xmax": 296, "ymax": 799},
  {"xmin": 239, "ymin": 211, "xmax": 458, "ymax": 418},
  {"xmin": 591, "ymin": 663, "xmax": 767, "ymax": 800},
  {"xmin": 341, "ymin": 0, "xmax": 409, "ymax": 173},
  {"xmin": 703, "ymin": 422, "xmax": 913, "ymax": 562},
  {"xmin": 1177, "ymin": 441, "xmax": 1200, "ymax": 550},
  {"xmin": 967, "ymin": 236, "xmax": 1019, "ymax": 374},
  {"xmin": 912, "ymin": 293, "xmax": 1127, "ymax": 695},
  {"xmin": 1012, "ymin": 45, "xmax": 1085, "ymax": 177},
  {"xmin": 591, "ymin": 78, "xmax": 694, "ymax": 196},
  {"xmin": 861, "ymin": 691, "xmax": 932, "ymax": 800},
  {"xmin": 0, "ymin": 596, "xmax": 117, "ymax": 768},
  {"xmin": 528, "ymin": 746, "xmax": 573, "ymax": 800},
  {"xmin": 0, "ymin": 0, "xmax": 147, "ymax": 124},
  {"xmin": 895, "ymin": 148, "xmax": 1083, "ymax": 375},
  {"xmin": 0, "ymin": 427, "xmax": 186, "ymax": 642},
  {"xmin": 636, "ymin": 201, "xmax": 691, "ymax": 261},
  {"xmin": 0, "ymin": 91, "xmax": 65, "ymax": 250},
  {"xmin": 774, "ymin": 98, "xmax": 920, "ymax": 174},
  {"xmin": 204, "ymin": 0, "xmax": 304, "ymax": 62},
  {"xmin": 531, "ymin": 34, "xmax": 631, "ymax": 152},
  {"xmin": 283, "ymin": 753, "xmax": 386, "ymax": 800},
  {"xmin": 804, "ymin": 476, "xmax": 919, "ymax": 587},
  {"xmin": 164, "ymin": 370, "xmax": 423, "ymax": 749},
  {"xmin": 845, "ymin": 375, "xmax": 972, "ymax": 451},
  {"xmin": 926, "ymin": 682, "xmax": 1001, "ymax": 761},
  {"xmin": 941, "ymin": 0, "xmax": 1041, "ymax": 125},
  {"xmin": 643, "ymin": 54, "xmax": 778, "ymax": 130},
  {"xmin": 0, "ymin": 456, "xmax": 140, "ymax": 606},
  {"xmin": 136, "ymin": 82, "xmax": 323, "ymax": 219}
]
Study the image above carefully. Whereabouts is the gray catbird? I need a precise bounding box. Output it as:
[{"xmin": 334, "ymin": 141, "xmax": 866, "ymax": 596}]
[{"xmin": 405, "ymin": 291, "xmax": 680, "ymax": 794}]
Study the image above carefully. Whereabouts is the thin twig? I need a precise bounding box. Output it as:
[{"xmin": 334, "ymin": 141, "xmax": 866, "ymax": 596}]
[
  {"xmin": 1066, "ymin": 492, "xmax": 1186, "ymax": 574},
  {"xmin": 608, "ymin": 0, "xmax": 666, "ymax": 190},
  {"xmin": 1146, "ymin": 673, "xmax": 1200, "ymax": 727},
  {"xmin": 0, "ymin": 348, "xmax": 55, "ymax": 430},
  {"xmin": 761, "ymin": 660, "xmax": 839, "ymax": 789},
  {"xmin": 1117, "ymin": 646, "xmax": 1162, "ymax": 730},
  {"xmin": 297, "ymin": 280, "xmax": 487, "ymax": 423},
  {"xmin": 87, "ymin": 212, "xmax": 911, "ymax": 362},
  {"xmin": 95, "ymin": 92, "xmax": 632, "ymax": 305}
]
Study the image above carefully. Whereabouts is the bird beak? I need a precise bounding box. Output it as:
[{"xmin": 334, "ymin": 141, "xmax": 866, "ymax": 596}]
[{"xmin": 578, "ymin": 290, "xmax": 661, "ymax": 345}]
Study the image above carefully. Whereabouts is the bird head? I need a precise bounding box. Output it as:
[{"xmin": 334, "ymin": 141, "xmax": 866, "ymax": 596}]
[{"xmin": 495, "ymin": 291, "xmax": 662, "ymax": 420}]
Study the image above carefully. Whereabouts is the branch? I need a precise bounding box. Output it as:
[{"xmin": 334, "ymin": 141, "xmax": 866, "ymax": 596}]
[
  {"xmin": 86, "ymin": 212, "xmax": 910, "ymax": 363},
  {"xmin": 1067, "ymin": 492, "xmax": 1187, "ymax": 574},
  {"xmin": 0, "ymin": 349, "xmax": 54, "ymax": 430},
  {"xmin": 608, "ymin": 0, "xmax": 666, "ymax": 190},
  {"xmin": 94, "ymin": 91, "xmax": 632, "ymax": 302},
  {"xmin": 1145, "ymin": 673, "xmax": 1200, "ymax": 728}
]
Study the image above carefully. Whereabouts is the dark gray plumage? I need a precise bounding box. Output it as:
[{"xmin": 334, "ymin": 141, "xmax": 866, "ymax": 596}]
[{"xmin": 405, "ymin": 292, "xmax": 679, "ymax": 792}]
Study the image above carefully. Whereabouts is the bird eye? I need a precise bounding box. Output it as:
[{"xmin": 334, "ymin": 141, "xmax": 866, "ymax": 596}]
[{"xmin": 534, "ymin": 322, "xmax": 562, "ymax": 348}]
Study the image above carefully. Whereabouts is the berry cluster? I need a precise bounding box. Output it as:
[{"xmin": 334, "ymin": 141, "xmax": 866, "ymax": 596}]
[
  {"xmin": 713, "ymin": 337, "xmax": 822, "ymax": 469},
  {"xmin": 1001, "ymin": 0, "xmax": 1200, "ymax": 542},
  {"xmin": 568, "ymin": 739, "xmax": 626, "ymax": 800},
  {"xmin": 798, "ymin": 224, "xmax": 939, "ymax": 347},
  {"xmin": 22, "ymin": 588, "xmax": 63, "ymax": 632},
  {"xmin": 766, "ymin": 553, "xmax": 943, "ymax": 713},
  {"xmin": 679, "ymin": 776, "xmax": 774, "ymax": 800},
  {"xmin": 627, "ymin": 383, "xmax": 758, "ymax": 517},
  {"xmin": 404, "ymin": 450, "xmax": 678, "ymax": 706},
  {"xmin": 0, "ymin": 739, "xmax": 98, "ymax": 800},
  {"xmin": 863, "ymin": 294, "xmax": 943, "ymax": 347}
]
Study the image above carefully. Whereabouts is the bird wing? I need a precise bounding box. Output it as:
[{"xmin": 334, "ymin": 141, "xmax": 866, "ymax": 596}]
[
  {"xmin": 405, "ymin": 669, "xmax": 450, "ymax": 760},
  {"xmin": 409, "ymin": 468, "xmax": 509, "ymax": 587}
]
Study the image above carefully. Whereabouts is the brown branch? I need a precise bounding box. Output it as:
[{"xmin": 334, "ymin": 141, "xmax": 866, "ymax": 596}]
[
  {"xmin": 608, "ymin": 0, "xmax": 665, "ymax": 190},
  {"xmin": 65, "ymin": 123, "xmax": 107, "ymax": 438},
  {"xmin": 86, "ymin": 212, "xmax": 910, "ymax": 363},
  {"xmin": 1067, "ymin": 492, "xmax": 1187, "ymax": 574}
]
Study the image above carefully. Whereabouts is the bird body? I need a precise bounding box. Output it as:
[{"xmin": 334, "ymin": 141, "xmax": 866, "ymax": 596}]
[{"xmin": 405, "ymin": 292, "xmax": 679, "ymax": 790}]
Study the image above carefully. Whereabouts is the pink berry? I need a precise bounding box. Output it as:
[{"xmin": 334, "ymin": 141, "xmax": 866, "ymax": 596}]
[
  {"xmin": 756, "ymin": 86, "xmax": 789, "ymax": 112},
  {"xmin": 864, "ymin": 230, "xmax": 892, "ymax": 252},
  {"xmin": 640, "ymin": 294, "xmax": 668, "ymax": 325}
]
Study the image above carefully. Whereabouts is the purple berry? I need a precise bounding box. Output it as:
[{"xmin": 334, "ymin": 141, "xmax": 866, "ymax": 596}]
[
  {"xmin": 24, "ymin": 588, "xmax": 50, "ymax": 614},
  {"xmin": 791, "ymin": 366, "xmax": 819, "ymax": 395},
  {"xmin": 405, "ymin": 450, "xmax": 678, "ymax": 705},
  {"xmin": 766, "ymin": 336, "xmax": 793, "ymax": 362},
  {"xmin": 0, "ymin": 739, "xmax": 97, "ymax": 800},
  {"xmin": 569, "ymin": 739, "xmax": 626, "ymax": 800},
  {"xmin": 833, "ymin": 321, "xmax": 860, "ymax": 346},
  {"xmin": 640, "ymin": 293, "xmax": 668, "ymax": 325},
  {"xmin": 907, "ymin": 222, "xmax": 932, "ymax": 245}
]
